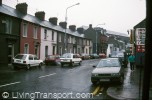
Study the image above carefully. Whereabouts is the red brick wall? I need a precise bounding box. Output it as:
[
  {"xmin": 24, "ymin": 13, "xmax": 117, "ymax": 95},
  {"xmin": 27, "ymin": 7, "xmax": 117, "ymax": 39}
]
[{"xmin": 20, "ymin": 21, "xmax": 41, "ymax": 57}]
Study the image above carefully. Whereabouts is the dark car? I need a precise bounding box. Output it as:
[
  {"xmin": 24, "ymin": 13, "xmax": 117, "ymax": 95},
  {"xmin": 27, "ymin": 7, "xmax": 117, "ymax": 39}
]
[
  {"xmin": 45, "ymin": 55, "xmax": 60, "ymax": 65},
  {"xmin": 81, "ymin": 53, "xmax": 90, "ymax": 60},
  {"xmin": 99, "ymin": 53, "xmax": 106, "ymax": 58},
  {"xmin": 90, "ymin": 54, "xmax": 99, "ymax": 59}
]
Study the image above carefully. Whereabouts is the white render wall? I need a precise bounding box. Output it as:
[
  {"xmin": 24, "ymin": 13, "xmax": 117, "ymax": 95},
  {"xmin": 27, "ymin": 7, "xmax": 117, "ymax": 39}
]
[{"xmin": 40, "ymin": 27, "xmax": 57, "ymax": 60}]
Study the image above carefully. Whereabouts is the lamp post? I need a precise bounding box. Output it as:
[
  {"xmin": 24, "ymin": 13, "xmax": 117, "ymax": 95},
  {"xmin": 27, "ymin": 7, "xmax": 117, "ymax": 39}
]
[
  {"xmin": 95, "ymin": 23, "xmax": 105, "ymax": 54},
  {"xmin": 64, "ymin": 3, "xmax": 80, "ymax": 53}
]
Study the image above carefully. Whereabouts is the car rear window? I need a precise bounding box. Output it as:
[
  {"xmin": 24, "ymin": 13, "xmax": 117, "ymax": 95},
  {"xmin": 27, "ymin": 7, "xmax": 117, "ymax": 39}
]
[
  {"xmin": 15, "ymin": 55, "xmax": 27, "ymax": 60},
  {"xmin": 48, "ymin": 56, "xmax": 55, "ymax": 59},
  {"xmin": 61, "ymin": 53, "xmax": 71, "ymax": 58}
]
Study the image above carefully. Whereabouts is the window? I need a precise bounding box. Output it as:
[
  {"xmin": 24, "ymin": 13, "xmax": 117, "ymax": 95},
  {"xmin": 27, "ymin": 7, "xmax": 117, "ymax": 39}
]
[
  {"xmin": 2, "ymin": 20, "xmax": 11, "ymax": 34},
  {"xmin": 44, "ymin": 29, "xmax": 47, "ymax": 39},
  {"xmin": 29, "ymin": 55, "xmax": 33, "ymax": 60},
  {"xmin": 23, "ymin": 23, "xmax": 27, "ymax": 37},
  {"xmin": 45, "ymin": 46, "xmax": 48, "ymax": 57},
  {"xmin": 71, "ymin": 37, "xmax": 73, "ymax": 43},
  {"xmin": 59, "ymin": 34, "xmax": 61, "ymax": 42},
  {"xmin": 86, "ymin": 48, "xmax": 88, "ymax": 54},
  {"xmin": 73, "ymin": 37, "xmax": 75, "ymax": 44},
  {"xmin": 53, "ymin": 46, "xmax": 55, "ymax": 55},
  {"xmin": 52, "ymin": 31, "xmax": 54, "ymax": 40},
  {"xmin": 34, "ymin": 56, "xmax": 38, "ymax": 60},
  {"xmin": 35, "ymin": 45, "xmax": 39, "ymax": 57},
  {"xmin": 59, "ymin": 47, "xmax": 62, "ymax": 55},
  {"xmin": 24, "ymin": 44, "xmax": 29, "ymax": 54},
  {"xmin": 33, "ymin": 26, "xmax": 37, "ymax": 39}
]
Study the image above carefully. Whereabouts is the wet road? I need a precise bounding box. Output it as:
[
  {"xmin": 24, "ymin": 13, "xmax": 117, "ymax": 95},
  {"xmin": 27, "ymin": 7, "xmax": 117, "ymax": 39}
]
[{"xmin": 0, "ymin": 59, "xmax": 113, "ymax": 99}]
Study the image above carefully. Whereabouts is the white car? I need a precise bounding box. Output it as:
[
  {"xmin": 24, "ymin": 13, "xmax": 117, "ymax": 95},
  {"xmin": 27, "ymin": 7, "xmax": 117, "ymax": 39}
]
[
  {"xmin": 91, "ymin": 58, "xmax": 124, "ymax": 85},
  {"xmin": 12, "ymin": 54, "xmax": 43, "ymax": 70},
  {"xmin": 60, "ymin": 53, "xmax": 82, "ymax": 67}
]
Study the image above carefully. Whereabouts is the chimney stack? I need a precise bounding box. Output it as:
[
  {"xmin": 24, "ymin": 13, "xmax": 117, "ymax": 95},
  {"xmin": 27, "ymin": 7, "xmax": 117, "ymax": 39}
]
[
  {"xmin": 35, "ymin": 11, "xmax": 45, "ymax": 21},
  {"xmin": 59, "ymin": 22, "xmax": 67, "ymax": 29},
  {"xmin": 16, "ymin": 3, "xmax": 28, "ymax": 14},
  {"xmin": 69, "ymin": 25, "xmax": 76, "ymax": 31},
  {"xmin": 89, "ymin": 24, "xmax": 92, "ymax": 28},
  {"xmin": 77, "ymin": 27, "xmax": 84, "ymax": 34},
  {"xmin": 49, "ymin": 17, "xmax": 58, "ymax": 25}
]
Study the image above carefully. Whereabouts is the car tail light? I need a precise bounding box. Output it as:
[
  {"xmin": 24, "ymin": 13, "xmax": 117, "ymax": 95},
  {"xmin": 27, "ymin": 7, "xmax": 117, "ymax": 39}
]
[{"xmin": 23, "ymin": 61, "xmax": 26, "ymax": 63}]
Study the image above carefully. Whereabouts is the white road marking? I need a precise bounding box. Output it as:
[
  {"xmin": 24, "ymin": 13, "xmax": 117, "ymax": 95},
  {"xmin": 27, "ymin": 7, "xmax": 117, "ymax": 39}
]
[
  {"xmin": 38, "ymin": 73, "xmax": 56, "ymax": 78},
  {"xmin": 0, "ymin": 81, "xmax": 21, "ymax": 88}
]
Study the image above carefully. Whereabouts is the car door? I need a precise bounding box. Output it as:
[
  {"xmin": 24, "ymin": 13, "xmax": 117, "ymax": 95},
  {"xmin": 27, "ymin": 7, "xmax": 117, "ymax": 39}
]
[
  {"xmin": 28, "ymin": 55, "xmax": 34, "ymax": 67},
  {"xmin": 34, "ymin": 55, "xmax": 39, "ymax": 66},
  {"xmin": 73, "ymin": 54, "xmax": 80, "ymax": 64}
]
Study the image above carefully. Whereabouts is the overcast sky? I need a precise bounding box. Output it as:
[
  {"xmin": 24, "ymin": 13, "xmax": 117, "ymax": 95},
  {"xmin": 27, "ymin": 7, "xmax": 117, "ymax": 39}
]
[{"xmin": 3, "ymin": 0, "xmax": 146, "ymax": 34}]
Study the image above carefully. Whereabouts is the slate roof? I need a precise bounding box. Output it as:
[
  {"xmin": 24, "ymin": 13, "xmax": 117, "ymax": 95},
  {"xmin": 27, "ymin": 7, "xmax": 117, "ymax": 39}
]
[
  {"xmin": 79, "ymin": 25, "xmax": 129, "ymax": 37},
  {"xmin": 0, "ymin": 4, "xmax": 84, "ymax": 38},
  {"xmin": 106, "ymin": 30, "xmax": 129, "ymax": 37}
]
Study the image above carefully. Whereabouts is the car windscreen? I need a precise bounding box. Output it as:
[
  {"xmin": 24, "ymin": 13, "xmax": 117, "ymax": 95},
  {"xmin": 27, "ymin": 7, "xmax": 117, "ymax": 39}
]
[
  {"xmin": 97, "ymin": 59, "xmax": 120, "ymax": 67},
  {"xmin": 15, "ymin": 55, "xmax": 27, "ymax": 60}
]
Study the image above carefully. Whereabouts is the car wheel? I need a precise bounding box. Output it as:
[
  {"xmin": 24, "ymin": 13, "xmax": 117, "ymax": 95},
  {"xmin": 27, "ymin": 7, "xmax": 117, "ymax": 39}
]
[
  {"xmin": 70, "ymin": 62, "xmax": 74, "ymax": 67},
  {"xmin": 91, "ymin": 80, "xmax": 97, "ymax": 85},
  {"xmin": 91, "ymin": 78, "xmax": 97, "ymax": 85},
  {"xmin": 13, "ymin": 66, "xmax": 18, "ymax": 70},
  {"xmin": 45, "ymin": 62, "xmax": 48, "ymax": 66},
  {"xmin": 39, "ymin": 63, "xmax": 42, "ymax": 68},
  {"xmin": 61, "ymin": 63, "xmax": 64, "ymax": 67},
  {"xmin": 79, "ymin": 61, "xmax": 82, "ymax": 65},
  {"xmin": 26, "ymin": 65, "xmax": 30, "ymax": 70},
  {"xmin": 119, "ymin": 75, "xmax": 124, "ymax": 84}
]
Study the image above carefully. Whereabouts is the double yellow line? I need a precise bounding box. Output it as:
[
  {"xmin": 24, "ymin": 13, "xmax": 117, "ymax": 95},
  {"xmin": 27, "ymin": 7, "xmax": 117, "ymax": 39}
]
[{"xmin": 92, "ymin": 85, "xmax": 104, "ymax": 96}]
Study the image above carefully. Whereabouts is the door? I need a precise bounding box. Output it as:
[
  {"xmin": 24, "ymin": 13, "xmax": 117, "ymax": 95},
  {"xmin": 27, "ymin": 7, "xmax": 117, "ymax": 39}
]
[{"xmin": 8, "ymin": 44, "xmax": 14, "ymax": 65}]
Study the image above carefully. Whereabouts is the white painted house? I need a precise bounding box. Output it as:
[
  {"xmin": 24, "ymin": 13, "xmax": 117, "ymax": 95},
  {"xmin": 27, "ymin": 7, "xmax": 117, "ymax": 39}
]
[{"xmin": 40, "ymin": 27, "xmax": 57, "ymax": 60}]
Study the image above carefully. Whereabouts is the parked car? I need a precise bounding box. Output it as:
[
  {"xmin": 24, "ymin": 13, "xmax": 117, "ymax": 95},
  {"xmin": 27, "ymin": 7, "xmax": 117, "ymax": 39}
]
[
  {"xmin": 60, "ymin": 53, "xmax": 82, "ymax": 67},
  {"xmin": 44, "ymin": 55, "xmax": 60, "ymax": 65},
  {"xmin": 12, "ymin": 54, "xmax": 43, "ymax": 70},
  {"xmin": 99, "ymin": 53, "xmax": 106, "ymax": 58},
  {"xmin": 90, "ymin": 53, "xmax": 99, "ymax": 59},
  {"xmin": 91, "ymin": 58, "xmax": 124, "ymax": 85},
  {"xmin": 111, "ymin": 52, "xmax": 127, "ymax": 68},
  {"xmin": 80, "ymin": 53, "xmax": 90, "ymax": 60}
]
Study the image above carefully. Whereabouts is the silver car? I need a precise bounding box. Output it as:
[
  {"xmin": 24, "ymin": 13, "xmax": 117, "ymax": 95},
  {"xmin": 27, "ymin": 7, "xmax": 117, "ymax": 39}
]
[
  {"xmin": 91, "ymin": 58, "xmax": 124, "ymax": 85},
  {"xmin": 60, "ymin": 53, "xmax": 82, "ymax": 67}
]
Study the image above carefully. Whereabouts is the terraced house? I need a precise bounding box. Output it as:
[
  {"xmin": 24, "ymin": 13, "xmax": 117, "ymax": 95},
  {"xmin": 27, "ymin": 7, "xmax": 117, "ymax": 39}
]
[{"xmin": 0, "ymin": 0, "xmax": 92, "ymax": 66}]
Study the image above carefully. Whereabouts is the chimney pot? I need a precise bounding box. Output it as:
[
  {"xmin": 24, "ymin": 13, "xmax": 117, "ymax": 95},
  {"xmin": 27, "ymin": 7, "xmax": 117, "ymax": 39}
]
[
  {"xmin": 69, "ymin": 25, "xmax": 76, "ymax": 31},
  {"xmin": 89, "ymin": 24, "xmax": 92, "ymax": 28},
  {"xmin": 77, "ymin": 27, "xmax": 84, "ymax": 34},
  {"xmin": 59, "ymin": 22, "xmax": 67, "ymax": 29},
  {"xmin": 49, "ymin": 17, "xmax": 58, "ymax": 25},
  {"xmin": 16, "ymin": 3, "xmax": 28, "ymax": 14},
  {"xmin": 35, "ymin": 11, "xmax": 45, "ymax": 21}
]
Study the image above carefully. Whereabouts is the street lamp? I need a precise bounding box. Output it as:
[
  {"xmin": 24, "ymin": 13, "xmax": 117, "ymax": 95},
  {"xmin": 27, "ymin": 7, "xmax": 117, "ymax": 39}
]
[
  {"xmin": 64, "ymin": 3, "xmax": 80, "ymax": 53},
  {"xmin": 95, "ymin": 23, "xmax": 105, "ymax": 54}
]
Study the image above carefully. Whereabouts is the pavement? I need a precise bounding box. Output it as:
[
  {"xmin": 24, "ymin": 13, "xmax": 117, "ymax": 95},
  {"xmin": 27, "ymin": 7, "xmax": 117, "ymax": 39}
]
[{"xmin": 107, "ymin": 64, "xmax": 152, "ymax": 100}]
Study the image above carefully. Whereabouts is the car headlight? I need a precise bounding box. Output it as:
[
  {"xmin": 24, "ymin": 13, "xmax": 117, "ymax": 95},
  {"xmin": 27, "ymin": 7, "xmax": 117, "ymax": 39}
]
[{"xmin": 111, "ymin": 73, "xmax": 120, "ymax": 76}]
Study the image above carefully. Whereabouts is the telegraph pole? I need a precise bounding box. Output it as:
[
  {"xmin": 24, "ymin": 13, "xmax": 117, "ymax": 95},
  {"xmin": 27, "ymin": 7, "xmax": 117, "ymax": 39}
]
[{"xmin": 142, "ymin": 0, "xmax": 152, "ymax": 99}]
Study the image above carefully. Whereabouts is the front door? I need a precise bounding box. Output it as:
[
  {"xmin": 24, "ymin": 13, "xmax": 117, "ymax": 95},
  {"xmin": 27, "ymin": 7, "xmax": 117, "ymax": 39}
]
[{"xmin": 8, "ymin": 44, "xmax": 14, "ymax": 65}]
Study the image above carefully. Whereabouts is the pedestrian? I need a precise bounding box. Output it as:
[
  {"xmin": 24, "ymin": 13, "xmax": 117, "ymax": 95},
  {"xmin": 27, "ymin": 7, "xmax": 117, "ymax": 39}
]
[{"xmin": 128, "ymin": 53, "xmax": 135, "ymax": 71}]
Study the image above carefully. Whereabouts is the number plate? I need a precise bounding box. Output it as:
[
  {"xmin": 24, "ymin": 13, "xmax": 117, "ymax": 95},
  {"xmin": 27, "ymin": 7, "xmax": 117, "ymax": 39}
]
[{"xmin": 100, "ymin": 79, "xmax": 110, "ymax": 81}]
